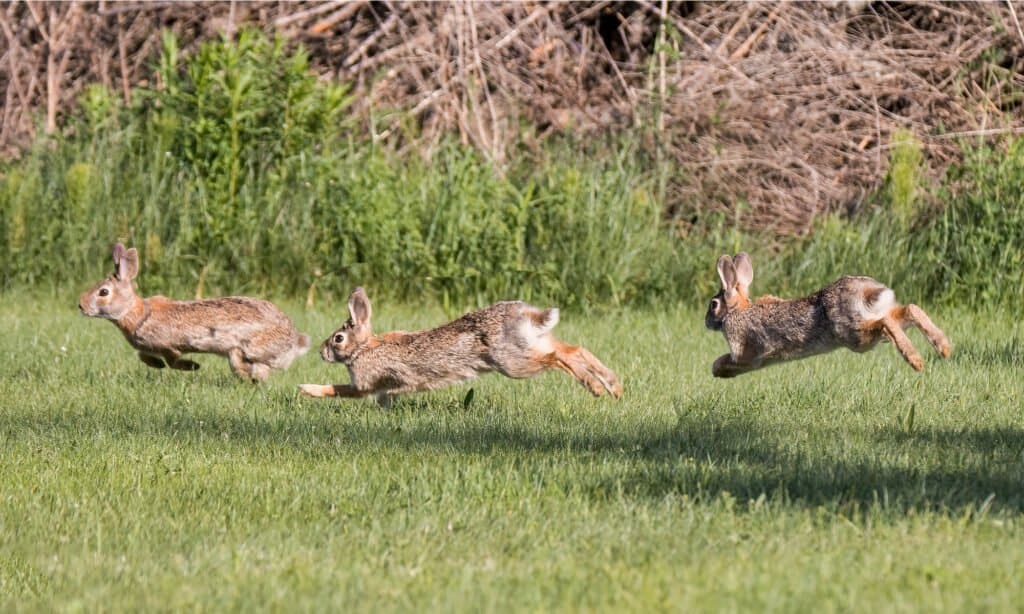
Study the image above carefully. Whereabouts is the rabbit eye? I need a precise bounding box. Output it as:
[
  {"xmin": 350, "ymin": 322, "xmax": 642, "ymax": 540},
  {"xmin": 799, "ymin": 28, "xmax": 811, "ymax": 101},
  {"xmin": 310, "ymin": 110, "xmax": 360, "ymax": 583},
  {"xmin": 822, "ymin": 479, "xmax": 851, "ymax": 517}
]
[
  {"xmin": 333, "ymin": 333, "xmax": 344, "ymax": 344},
  {"xmin": 99, "ymin": 288, "xmax": 110, "ymax": 297},
  {"xmin": 710, "ymin": 298, "xmax": 721, "ymax": 311}
]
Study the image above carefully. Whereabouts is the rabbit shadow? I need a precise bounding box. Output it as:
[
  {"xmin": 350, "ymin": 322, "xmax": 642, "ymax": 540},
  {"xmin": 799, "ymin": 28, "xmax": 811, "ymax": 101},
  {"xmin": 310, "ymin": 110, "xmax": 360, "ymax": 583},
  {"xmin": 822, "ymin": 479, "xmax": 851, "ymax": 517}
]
[
  {"xmin": 587, "ymin": 419, "xmax": 1024, "ymax": 512},
  {"xmin": 185, "ymin": 393, "xmax": 1024, "ymax": 513},
  {"xmin": 5, "ymin": 389, "xmax": 1022, "ymax": 514},
  {"xmin": 948, "ymin": 338, "xmax": 1024, "ymax": 368}
]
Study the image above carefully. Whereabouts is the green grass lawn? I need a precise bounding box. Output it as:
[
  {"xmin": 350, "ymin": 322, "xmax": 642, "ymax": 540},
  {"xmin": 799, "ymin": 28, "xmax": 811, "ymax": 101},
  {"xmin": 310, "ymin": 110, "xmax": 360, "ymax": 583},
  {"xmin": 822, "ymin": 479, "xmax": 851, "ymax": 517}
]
[{"xmin": 1, "ymin": 294, "xmax": 1022, "ymax": 611}]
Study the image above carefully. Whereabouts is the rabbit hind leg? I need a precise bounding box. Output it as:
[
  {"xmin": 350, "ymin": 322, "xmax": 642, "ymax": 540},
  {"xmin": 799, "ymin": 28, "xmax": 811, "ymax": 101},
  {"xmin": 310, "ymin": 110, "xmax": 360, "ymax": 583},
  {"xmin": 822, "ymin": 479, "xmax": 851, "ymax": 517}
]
[
  {"xmin": 544, "ymin": 341, "xmax": 617, "ymax": 397},
  {"xmin": 565, "ymin": 343, "xmax": 622, "ymax": 398},
  {"xmin": 249, "ymin": 362, "xmax": 271, "ymax": 383},
  {"xmin": 138, "ymin": 352, "xmax": 166, "ymax": 369},
  {"xmin": 227, "ymin": 348, "xmax": 254, "ymax": 380},
  {"xmin": 899, "ymin": 304, "xmax": 951, "ymax": 358},
  {"xmin": 872, "ymin": 317, "xmax": 924, "ymax": 371},
  {"xmin": 163, "ymin": 349, "xmax": 199, "ymax": 371},
  {"xmin": 711, "ymin": 353, "xmax": 764, "ymax": 378}
]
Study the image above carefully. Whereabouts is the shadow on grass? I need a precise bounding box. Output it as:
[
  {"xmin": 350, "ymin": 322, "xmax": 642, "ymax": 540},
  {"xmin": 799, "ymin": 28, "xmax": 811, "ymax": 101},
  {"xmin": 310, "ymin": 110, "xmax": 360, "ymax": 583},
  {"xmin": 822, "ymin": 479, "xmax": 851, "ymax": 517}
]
[
  {"xmin": 5, "ymin": 393, "xmax": 1023, "ymax": 514},
  {"xmin": 948, "ymin": 338, "xmax": 1024, "ymax": 368},
  {"xmin": 298, "ymin": 396, "xmax": 1024, "ymax": 512},
  {"xmin": 587, "ymin": 423, "xmax": 1024, "ymax": 512}
]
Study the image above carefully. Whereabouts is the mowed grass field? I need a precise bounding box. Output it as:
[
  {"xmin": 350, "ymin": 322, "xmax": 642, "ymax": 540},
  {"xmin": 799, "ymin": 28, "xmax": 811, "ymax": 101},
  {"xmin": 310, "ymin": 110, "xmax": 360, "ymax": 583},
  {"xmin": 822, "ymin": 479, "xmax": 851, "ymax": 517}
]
[{"xmin": 1, "ymin": 294, "xmax": 1022, "ymax": 611}]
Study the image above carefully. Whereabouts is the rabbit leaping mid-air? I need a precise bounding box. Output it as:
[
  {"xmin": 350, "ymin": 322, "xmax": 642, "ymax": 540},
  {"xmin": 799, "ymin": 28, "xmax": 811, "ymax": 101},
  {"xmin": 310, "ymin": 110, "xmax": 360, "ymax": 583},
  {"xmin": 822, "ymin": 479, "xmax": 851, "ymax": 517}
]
[
  {"xmin": 79, "ymin": 243, "xmax": 309, "ymax": 382},
  {"xmin": 705, "ymin": 252, "xmax": 951, "ymax": 378},
  {"xmin": 299, "ymin": 287, "xmax": 623, "ymax": 407}
]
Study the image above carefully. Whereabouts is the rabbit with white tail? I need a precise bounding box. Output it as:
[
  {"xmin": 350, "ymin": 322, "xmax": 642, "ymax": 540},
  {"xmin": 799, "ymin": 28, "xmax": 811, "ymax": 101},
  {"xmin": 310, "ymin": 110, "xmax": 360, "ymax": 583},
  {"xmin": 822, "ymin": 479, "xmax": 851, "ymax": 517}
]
[
  {"xmin": 79, "ymin": 243, "xmax": 309, "ymax": 382},
  {"xmin": 705, "ymin": 252, "xmax": 951, "ymax": 377},
  {"xmin": 299, "ymin": 287, "xmax": 623, "ymax": 406}
]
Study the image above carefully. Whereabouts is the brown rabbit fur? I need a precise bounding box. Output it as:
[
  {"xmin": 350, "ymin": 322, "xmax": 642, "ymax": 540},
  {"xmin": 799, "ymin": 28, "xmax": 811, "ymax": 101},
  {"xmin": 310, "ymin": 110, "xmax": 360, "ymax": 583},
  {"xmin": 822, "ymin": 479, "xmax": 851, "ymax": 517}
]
[
  {"xmin": 705, "ymin": 252, "xmax": 951, "ymax": 377},
  {"xmin": 299, "ymin": 287, "xmax": 623, "ymax": 406},
  {"xmin": 80, "ymin": 243, "xmax": 309, "ymax": 382}
]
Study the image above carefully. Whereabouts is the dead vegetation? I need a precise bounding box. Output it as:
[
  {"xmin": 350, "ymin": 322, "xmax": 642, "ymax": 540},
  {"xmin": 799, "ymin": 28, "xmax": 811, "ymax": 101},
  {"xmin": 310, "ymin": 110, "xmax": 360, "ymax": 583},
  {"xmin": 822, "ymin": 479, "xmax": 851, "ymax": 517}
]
[{"xmin": 2, "ymin": 1, "xmax": 1023, "ymax": 236}]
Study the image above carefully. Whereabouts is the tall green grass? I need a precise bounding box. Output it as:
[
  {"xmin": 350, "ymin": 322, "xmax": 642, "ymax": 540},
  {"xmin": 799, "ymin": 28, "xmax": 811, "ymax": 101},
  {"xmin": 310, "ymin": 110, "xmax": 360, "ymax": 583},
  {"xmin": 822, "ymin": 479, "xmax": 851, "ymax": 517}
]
[
  {"xmin": 1, "ymin": 29, "xmax": 1022, "ymax": 310},
  {"xmin": 0, "ymin": 30, "xmax": 694, "ymax": 308}
]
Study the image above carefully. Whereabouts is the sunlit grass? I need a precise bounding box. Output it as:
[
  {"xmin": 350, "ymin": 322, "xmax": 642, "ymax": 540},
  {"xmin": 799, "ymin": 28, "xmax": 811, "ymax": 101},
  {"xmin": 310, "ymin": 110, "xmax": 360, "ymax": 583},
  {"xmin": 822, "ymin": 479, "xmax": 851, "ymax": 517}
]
[{"xmin": 1, "ymin": 295, "xmax": 1022, "ymax": 611}]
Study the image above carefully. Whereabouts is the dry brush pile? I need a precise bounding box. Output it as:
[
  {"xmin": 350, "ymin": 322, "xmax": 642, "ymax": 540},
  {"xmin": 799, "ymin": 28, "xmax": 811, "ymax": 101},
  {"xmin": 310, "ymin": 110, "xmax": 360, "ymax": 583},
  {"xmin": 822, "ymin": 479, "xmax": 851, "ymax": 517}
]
[{"xmin": 2, "ymin": 1, "xmax": 1023, "ymax": 236}]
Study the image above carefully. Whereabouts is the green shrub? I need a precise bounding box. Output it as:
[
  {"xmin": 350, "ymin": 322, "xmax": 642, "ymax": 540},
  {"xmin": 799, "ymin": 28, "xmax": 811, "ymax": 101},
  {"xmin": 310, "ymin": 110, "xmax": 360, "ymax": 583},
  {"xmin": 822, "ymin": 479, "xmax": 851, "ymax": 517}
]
[
  {"xmin": 916, "ymin": 138, "xmax": 1024, "ymax": 306},
  {"xmin": 0, "ymin": 30, "xmax": 689, "ymax": 309}
]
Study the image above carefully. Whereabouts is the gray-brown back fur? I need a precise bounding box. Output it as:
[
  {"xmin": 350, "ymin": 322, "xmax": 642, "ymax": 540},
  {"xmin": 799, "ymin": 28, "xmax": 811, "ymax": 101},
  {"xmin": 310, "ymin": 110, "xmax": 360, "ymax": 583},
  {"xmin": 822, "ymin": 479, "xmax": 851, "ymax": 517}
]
[
  {"xmin": 133, "ymin": 296, "xmax": 308, "ymax": 368},
  {"xmin": 706, "ymin": 252, "xmax": 951, "ymax": 376},
  {"xmin": 306, "ymin": 287, "xmax": 622, "ymax": 401},
  {"xmin": 80, "ymin": 244, "xmax": 309, "ymax": 377},
  {"xmin": 721, "ymin": 276, "xmax": 889, "ymax": 363},
  {"xmin": 322, "ymin": 291, "xmax": 557, "ymax": 395}
]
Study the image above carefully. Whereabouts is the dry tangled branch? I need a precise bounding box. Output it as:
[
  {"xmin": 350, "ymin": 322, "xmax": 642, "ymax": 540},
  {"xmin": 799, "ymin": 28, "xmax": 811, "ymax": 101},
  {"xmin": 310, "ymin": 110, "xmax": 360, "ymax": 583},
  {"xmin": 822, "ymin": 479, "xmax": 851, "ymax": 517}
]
[{"xmin": 1, "ymin": 1, "xmax": 1022, "ymax": 236}]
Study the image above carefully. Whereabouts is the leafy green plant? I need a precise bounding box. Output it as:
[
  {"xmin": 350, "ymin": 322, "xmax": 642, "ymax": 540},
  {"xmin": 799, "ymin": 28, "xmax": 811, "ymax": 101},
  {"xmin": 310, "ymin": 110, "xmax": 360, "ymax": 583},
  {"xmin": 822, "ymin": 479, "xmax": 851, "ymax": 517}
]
[
  {"xmin": 142, "ymin": 28, "xmax": 355, "ymax": 275},
  {"xmin": 885, "ymin": 128, "xmax": 925, "ymax": 230}
]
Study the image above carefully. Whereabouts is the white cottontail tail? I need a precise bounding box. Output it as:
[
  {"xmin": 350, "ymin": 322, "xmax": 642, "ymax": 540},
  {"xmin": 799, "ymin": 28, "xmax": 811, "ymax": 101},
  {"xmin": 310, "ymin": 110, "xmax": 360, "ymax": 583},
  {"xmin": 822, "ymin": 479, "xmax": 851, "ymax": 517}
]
[
  {"xmin": 705, "ymin": 252, "xmax": 951, "ymax": 377},
  {"xmin": 299, "ymin": 287, "xmax": 622, "ymax": 406},
  {"xmin": 79, "ymin": 243, "xmax": 309, "ymax": 382}
]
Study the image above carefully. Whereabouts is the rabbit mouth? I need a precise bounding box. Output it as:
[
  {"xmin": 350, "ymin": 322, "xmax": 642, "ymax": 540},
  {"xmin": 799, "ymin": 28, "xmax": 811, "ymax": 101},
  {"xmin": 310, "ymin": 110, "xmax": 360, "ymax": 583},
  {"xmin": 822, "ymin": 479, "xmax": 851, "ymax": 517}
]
[{"xmin": 78, "ymin": 300, "xmax": 96, "ymax": 317}]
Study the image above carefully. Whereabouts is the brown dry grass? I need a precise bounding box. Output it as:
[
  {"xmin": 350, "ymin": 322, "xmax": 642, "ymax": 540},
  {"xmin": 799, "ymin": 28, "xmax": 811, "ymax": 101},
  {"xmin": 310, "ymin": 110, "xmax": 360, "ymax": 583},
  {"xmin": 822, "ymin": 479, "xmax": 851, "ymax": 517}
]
[{"xmin": 2, "ymin": 1, "xmax": 1023, "ymax": 235}]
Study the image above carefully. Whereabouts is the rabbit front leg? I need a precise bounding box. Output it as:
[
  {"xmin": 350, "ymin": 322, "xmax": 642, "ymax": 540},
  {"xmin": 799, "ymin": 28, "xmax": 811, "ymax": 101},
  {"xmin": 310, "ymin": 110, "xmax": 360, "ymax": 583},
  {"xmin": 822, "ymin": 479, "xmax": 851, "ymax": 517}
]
[
  {"xmin": 162, "ymin": 349, "xmax": 199, "ymax": 371},
  {"xmin": 548, "ymin": 341, "xmax": 623, "ymax": 398},
  {"xmin": 228, "ymin": 348, "xmax": 256, "ymax": 381},
  {"xmin": 899, "ymin": 304, "xmax": 952, "ymax": 358},
  {"xmin": 138, "ymin": 352, "xmax": 166, "ymax": 369},
  {"xmin": 877, "ymin": 317, "xmax": 925, "ymax": 371},
  {"xmin": 711, "ymin": 352, "xmax": 763, "ymax": 378},
  {"xmin": 249, "ymin": 363, "xmax": 271, "ymax": 383},
  {"xmin": 298, "ymin": 384, "xmax": 369, "ymax": 399}
]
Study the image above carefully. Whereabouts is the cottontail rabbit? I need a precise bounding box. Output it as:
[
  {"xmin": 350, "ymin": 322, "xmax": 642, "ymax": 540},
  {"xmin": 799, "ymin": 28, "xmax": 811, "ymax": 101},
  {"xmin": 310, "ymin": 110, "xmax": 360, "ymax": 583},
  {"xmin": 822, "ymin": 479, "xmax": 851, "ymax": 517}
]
[
  {"xmin": 79, "ymin": 243, "xmax": 309, "ymax": 382},
  {"xmin": 705, "ymin": 252, "xmax": 951, "ymax": 377},
  {"xmin": 299, "ymin": 287, "xmax": 623, "ymax": 406}
]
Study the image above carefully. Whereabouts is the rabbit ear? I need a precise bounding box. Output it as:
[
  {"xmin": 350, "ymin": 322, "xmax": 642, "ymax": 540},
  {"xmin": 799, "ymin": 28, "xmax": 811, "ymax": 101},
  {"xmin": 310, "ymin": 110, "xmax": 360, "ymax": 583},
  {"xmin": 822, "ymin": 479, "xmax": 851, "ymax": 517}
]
[
  {"xmin": 348, "ymin": 287, "xmax": 372, "ymax": 328},
  {"xmin": 112, "ymin": 243, "xmax": 132, "ymax": 280},
  {"xmin": 716, "ymin": 255, "xmax": 736, "ymax": 289},
  {"xmin": 733, "ymin": 252, "xmax": 753, "ymax": 289},
  {"xmin": 112, "ymin": 243, "xmax": 125, "ymax": 274},
  {"xmin": 117, "ymin": 247, "xmax": 140, "ymax": 281}
]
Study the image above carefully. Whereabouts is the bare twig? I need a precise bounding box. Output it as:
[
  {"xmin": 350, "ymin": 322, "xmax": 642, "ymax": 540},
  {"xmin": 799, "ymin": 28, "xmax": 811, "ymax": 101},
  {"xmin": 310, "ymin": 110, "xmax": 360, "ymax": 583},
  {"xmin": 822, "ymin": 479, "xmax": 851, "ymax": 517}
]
[
  {"xmin": 730, "ymin": 2, "xmax": 782, "ymax": 61},
  {"xmin": 273, "ymin": 0, "xmax": 346, "ymax": 29},
  {"xmin": 98, "ymin": 2, "xmax": 178, "ymax": 17},
  {"xmin": 116, "ymin": 12, "xmax": 132, "ymax": 104},
  {"xmin": 1006, "ymin": 0, "xmax": 1024, "ymax": 48},
  {"xmin": 310, "ymin": 1, "xmax": 364, "ymax": 35},
  {"xmin": 342, "ymin": 13, "xmax": 397, "ymax": 67},
  {"xmin": 927, "ymin": 126, "xmax": 1024, "ymax": 140},
  {"xmin": 493, "ymin": 5, "xmax": 548, "ymax": 50},
  {"xmin": 467, "ymin": 2, "xmax": 501, "ymax": 162},
  {"xmin": 714, "ymin": 3, "xmax": 758, "ymax": 57}
]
